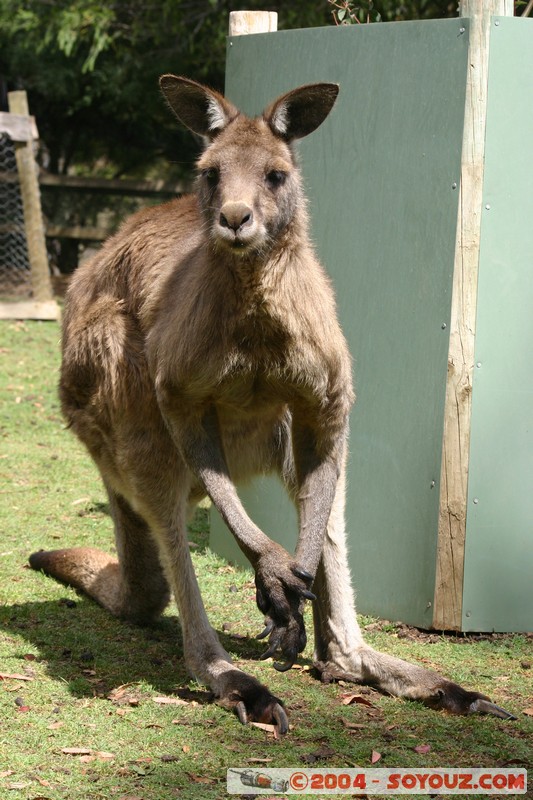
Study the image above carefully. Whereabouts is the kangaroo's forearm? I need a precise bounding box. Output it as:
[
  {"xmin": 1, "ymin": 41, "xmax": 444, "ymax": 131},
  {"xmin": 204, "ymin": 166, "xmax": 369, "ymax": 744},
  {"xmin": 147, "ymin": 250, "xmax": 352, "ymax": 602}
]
[{"xmin": 295, "ymin": 458, "xmax": 339, "ymax": 576}]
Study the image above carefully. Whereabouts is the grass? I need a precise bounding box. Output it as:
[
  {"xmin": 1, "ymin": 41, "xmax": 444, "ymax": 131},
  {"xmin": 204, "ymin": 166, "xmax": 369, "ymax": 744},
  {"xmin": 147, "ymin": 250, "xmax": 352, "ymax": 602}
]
[{"xmin": 0, "ymin": 319, "xmax": 531, "ymax": 800}]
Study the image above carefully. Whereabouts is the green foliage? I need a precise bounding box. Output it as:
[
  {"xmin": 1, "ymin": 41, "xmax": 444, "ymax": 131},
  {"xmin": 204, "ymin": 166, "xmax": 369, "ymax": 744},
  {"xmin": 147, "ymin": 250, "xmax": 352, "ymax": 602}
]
[
  {"xmin": 0, "ymin": 0, "xmax": 458, "ymax": 180},
  {"xmin": 0, "ymin": 1, "xmax": 331, "ymax": 179},
  {"xmin": 330, "ymin": 0, "xmax": 383, "ymax": 24},
  {"xmin": 328, "ymin": 0, "xmax": 458, "ymax": 24}
]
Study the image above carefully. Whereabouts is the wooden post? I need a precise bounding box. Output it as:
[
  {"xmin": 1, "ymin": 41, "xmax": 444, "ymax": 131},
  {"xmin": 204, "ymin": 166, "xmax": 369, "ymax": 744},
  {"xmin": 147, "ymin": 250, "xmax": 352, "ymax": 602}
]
[
  {"xmin": 7, "ymin": 90, "xmax": 53, "ymax": 305},
  {"xmin": 433, "ymin": 0, "xmax": 514, "ymax": 630},
  {"xmin": 228, "ymin": 10, "xmax": 277, "ymax": 36}
]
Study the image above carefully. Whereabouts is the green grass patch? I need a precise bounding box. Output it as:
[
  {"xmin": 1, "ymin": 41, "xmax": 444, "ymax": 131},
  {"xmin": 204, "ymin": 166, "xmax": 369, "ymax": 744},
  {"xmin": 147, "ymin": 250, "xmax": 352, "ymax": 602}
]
[{"xmin": 0, "ymin": 320, "xmax": 531, "ymax": 799}]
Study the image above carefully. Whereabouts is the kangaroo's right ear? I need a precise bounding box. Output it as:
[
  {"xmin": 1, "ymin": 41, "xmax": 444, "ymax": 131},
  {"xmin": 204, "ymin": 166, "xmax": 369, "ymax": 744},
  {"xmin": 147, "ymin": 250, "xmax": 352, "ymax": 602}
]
[{"xmin": 159, "ymin": 75, "xmax": 239, "ymax": 140}]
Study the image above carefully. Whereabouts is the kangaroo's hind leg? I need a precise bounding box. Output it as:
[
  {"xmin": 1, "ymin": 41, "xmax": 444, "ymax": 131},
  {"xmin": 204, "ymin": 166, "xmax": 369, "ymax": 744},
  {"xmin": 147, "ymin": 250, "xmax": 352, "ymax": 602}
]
[
  {"xmin": 29, "ymin": 484, "xmax": 171, "ymax": 625},
  {"xmin": 311, "ymin": 462, "xmax": 515, "ymax": 719}
]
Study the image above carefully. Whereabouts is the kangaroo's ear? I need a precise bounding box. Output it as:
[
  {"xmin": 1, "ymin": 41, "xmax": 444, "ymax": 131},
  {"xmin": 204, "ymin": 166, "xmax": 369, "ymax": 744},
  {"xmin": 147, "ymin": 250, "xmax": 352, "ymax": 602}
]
[
  {"xmin": 159, "ymin": 75, "xmax": 239, "ymax": 140},
  {"xmin": 263, "ymin": 83, "xmax": 339, "ymax": 142}
]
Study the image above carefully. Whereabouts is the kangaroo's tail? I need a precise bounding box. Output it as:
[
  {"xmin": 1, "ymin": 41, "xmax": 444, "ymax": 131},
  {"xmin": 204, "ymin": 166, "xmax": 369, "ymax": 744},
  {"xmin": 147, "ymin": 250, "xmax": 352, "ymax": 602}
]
[{"xmin": 29, "ymin": 547, "xmax": 122, "ymax": 615}]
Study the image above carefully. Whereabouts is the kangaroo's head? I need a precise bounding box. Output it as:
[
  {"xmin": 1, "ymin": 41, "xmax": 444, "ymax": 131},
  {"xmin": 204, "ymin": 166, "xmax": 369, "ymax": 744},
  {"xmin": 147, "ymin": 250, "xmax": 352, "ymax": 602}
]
[{"xmin": 159, "ymin": 75, "xmax": 338, "ymax": 261}]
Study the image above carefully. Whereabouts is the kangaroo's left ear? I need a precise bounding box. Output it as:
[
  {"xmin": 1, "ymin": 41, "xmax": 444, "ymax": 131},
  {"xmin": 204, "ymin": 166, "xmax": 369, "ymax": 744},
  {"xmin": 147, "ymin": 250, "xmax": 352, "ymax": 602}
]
[{"xmin": 263, "ymin": 83, "xmax": 339, "ymax": 142}]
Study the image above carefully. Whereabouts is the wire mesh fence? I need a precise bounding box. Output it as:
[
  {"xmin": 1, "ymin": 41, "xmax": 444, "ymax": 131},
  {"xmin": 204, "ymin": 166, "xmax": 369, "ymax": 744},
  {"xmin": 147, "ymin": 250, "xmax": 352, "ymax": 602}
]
[{"xmin": 0, "ymin": 133, "xmax": 32, "ymax": 298}]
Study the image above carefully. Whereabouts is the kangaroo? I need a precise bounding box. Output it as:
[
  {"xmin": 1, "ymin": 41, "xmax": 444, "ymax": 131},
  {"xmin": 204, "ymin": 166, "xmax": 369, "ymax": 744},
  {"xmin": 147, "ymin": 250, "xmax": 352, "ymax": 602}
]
[{"xmin": 30, "ymin": 77, "xmax": 512, "ymax": 732}]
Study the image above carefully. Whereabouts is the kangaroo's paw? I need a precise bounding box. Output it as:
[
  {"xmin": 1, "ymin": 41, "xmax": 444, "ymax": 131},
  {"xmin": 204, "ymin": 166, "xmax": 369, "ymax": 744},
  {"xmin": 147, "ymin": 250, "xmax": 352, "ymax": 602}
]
[
  {"xmin": 216, "ymin": 668, "xmax": 289, "ymax": 734},
  {"xmin": 254, "ymin": 546, "xmax": 315, "ymax": 671}
]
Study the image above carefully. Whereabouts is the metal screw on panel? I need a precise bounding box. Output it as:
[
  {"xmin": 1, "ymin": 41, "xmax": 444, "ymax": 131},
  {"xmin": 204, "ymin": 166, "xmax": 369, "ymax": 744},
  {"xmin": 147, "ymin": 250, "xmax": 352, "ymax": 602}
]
[
  {"xmin": 430, "ymin": 480, "xmax": 436, "ymax": 489},
  {"xmin": 452, "ymin": 182, "xmax": 457, "ymax": 189},
  {"xmin": 476, "ymin": 361, "xmax": 482, "ymax": 368},
  {"xmin": 459, "ymin": 26, "xmax": 466, "ymax": 34},
  {"xmin": 485, "ymin": 204, "xmax": 491, "ymax": 210},
  {"xmin": 441, "ymin": 323, "xmax": 447, "ymax": 330},
  {"xmin": 465, "ymin": 610, "xmax": 472, "ymax": 618},
  {"xmin": 495, "ymin": 19, "xmax": 500, "ymax": 26},
  {"xmin": 473, "ymin": 498, "xmax": 479, "ymax": 504}
]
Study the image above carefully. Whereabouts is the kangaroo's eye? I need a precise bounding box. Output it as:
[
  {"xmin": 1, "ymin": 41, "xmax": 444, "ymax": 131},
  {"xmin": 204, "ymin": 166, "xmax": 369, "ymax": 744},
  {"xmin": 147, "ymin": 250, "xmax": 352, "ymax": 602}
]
[
  {"xmin": 202, "ymin": 167, "xmax": 219, "ymax": 187},
  {"xmin": 266, "ymin": 170, "xmax": 287, "ymax": 189}
]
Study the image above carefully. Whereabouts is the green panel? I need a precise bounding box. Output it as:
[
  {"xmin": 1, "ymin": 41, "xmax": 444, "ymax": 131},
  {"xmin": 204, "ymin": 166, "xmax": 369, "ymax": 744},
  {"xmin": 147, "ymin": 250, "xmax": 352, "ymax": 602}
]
[
  {"xmin": 211, "ymin": 20, "xmax": 469, "ymax": 626},
  {"xmin": 462, "ymin": 18, "xmax": 533, "ymax": 632}
]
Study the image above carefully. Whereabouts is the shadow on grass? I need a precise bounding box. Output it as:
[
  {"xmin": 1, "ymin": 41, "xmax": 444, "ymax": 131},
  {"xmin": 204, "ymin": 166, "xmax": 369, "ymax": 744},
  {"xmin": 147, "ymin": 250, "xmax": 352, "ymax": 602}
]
[{"xmin": 0, "ymin": 594, "xmax": 276, "ymax": 701}]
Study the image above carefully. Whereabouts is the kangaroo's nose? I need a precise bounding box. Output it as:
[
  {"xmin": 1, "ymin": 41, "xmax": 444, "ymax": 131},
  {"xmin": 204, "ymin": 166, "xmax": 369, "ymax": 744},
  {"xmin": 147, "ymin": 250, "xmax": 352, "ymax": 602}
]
[{"xmin": 219, "ymin": 202, "xmax": 254, "ymax": 233}]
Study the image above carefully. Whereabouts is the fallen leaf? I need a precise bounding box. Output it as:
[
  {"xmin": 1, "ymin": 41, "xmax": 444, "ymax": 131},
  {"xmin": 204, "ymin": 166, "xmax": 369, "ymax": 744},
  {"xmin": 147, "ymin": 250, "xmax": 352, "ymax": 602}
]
[
  {"xmin": 414, "ymin": 744, "xmax": 431, "ymax": 754},
  {"xmin": 182, "ymin": 745, "xmax": 190, "ymax": 753},
  {"xmin": 71, "ymin": 497, "xmax": 90, "ymax": 506},
  {"xmin": 0, "ymin": 771, "xmax": 15, "ymax": 779},
  {"xmin": 371, "ymin": 750, "xmax": 382, "ymax": 764},
  {"xmin": 152, "ymin": 696, "xmax": 188, "ymax": 706},
  {"xmin": 107, "ymin": 684, "xmax": 139, "ymax": 706},
  {"xmin": 249, "ymin": 721, "xmax": 276, "ymax": 733},
  {"xmin": 499, "ymin": 758, "xmax": 529, "ymax": 767},
  {"xmin": 61, "ymin": 747, "xmax": 93, "ymax": 756},
  {"xmin": 185, "ymin": 773, "xmax": 217, "ymax": 784},
  {"xmin": 16, "ymin": 706, "xmax": 30, "ymax": 713},
  {"xmin": 341, "ymin": 693, "xmax": 377, "ymax": 708},
  {"xmin": 47, "ymin": 721, "xmax": 64, "ymax": 730},
  {"xmin": 95, "ymin": 751, "xmax": 115, "ymax": 760},
  {"xmin": 523, "ymin": 707, "xmax": 533, "ymax": 717},
  {"xmin": 341, "ymin": 719, "xmax": 366, "ymax": 730},
  {"xmin": 0, "ymin": 673, "xmax": 32, "ymax": 681},
  {"xmin": 246, "ymin": 758, "xmax": 273, "ymax": 764},
  {"xmin": 22, "ymin": 654, "xmax": 37, "ymax": 661},
  {"xmin": 79, "ymin": 755, "xmax": 95, "ymax": 764},
  {"xmin": 160, "ymin": 754, "xmax": 180, "ymax": 762},
  {"xmin": 8, "ymin": 783, "xmax": 31, "ymax": 790}
]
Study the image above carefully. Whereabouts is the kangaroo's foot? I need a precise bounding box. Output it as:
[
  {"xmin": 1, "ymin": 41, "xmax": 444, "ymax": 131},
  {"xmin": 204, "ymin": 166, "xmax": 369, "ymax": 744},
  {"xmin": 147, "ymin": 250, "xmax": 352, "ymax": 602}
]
[
  {"xmin": 215, "ymin": 667, "xmax": 288, "ymax": 733},
  {"xmin": 313, "ymin": 651, "xmax": 516, "ymax": 720}
]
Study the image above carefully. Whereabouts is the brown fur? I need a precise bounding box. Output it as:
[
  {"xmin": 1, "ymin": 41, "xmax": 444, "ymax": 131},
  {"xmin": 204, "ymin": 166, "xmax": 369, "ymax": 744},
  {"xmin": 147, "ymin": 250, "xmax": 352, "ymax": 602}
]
[{"xmin": 29, "ymin": 77, "xmax": 512, "ymax": 729}]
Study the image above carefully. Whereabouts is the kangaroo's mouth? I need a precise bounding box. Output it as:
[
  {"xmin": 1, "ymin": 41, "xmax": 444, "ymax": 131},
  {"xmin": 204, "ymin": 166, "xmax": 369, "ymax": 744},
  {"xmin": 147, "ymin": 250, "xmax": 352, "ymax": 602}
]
[{"xmin": 215, "ymin": 227, "xmax": 260, "ymax": 255}]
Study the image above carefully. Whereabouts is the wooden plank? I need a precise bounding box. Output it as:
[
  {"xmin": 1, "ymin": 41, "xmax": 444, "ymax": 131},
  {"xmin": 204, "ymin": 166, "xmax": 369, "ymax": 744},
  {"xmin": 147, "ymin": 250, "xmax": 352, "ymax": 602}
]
[
  {"xmin": 433, "ymin": 0, "xmax": 514, "ymax": 630},
  {"xmin": 0, "ymin": 300, "xmax": 60, "ymax": 321},
  {"xmin": 0, "ymin": 223, "xmax": 25, "ymax": 235},
  {"xmin": 0, "ymin": 112, "xmax": 38, "ymax": 141},
  {"xmin": 39, "ymin": 172, "xmax": 187, "ymax": 198},
  {"xmin": 7, "ymin": 91, "xmax": 54, "ymax": 305},
  {"xmin": 45, "ymin": 223, "xmax": 109, "ymax": 241},
  {"xmin": 0, "ymin": 171, "xmax": 19, "ymax": 184},
  {"xmin": 228, "ymin": 10, "xmax": 277, "ymax": 35}
]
